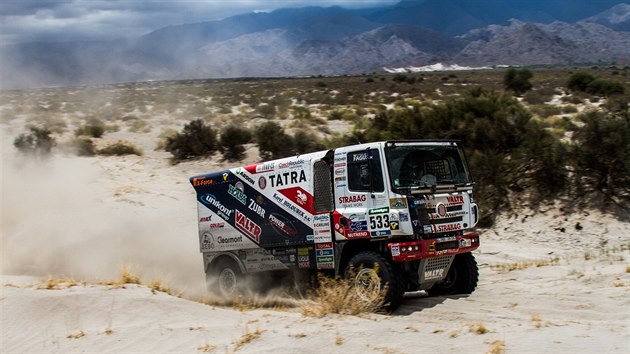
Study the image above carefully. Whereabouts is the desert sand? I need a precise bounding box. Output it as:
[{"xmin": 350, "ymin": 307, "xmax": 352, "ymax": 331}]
[{"xmin": 1, "ymin": 113, "xmax": 629, "ymax": 354}]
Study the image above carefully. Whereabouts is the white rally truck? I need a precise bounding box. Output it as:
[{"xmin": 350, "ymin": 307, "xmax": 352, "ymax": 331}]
[{"xmin": 190, "ymin": 140, "xmax": 480, "ymax": 309}]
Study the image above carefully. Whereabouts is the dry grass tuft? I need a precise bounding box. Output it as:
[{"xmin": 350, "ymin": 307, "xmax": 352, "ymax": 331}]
[
  {"xmin": 300, "ymin": 273, "xmax": 385, "ymax": 317},
  {"xmin": 490, "ymin": 257, "xmax": 560, "ymax": 273},
  {"xmin": 487, "ymin": 340, "xmax": 505, "ymax": 354},
  {"xmin": 38, "ymin": 277, "xmax": 82, "ymax": 290},
  {"xmin": 197, "ymin": 343, "xmax": 216, "ymax": 352},
  {"xmin": 67, "ymin": 330, "xmax": 86, "ymax": 339},
  {"xmin": 335, "ymin": 334, "xmax": 344, "ymax": 345},
  {"xmin": 103, "ymin": 328, "xmax": 113, "ymax": 335},
  {"xmin": 468, "ymin": 322, "xmax": 488, "ymax": 335},
  {"xmin": 531, "ymin": 315, "xmax": 542, "ymax": 328},
  {"xmin": 192, "ymin": 293, "xmax": 298, "ymax": 311},
  {"xmin": 149, "ymin": 278, "xmax": 182, "ymax": 296},
  {"xmin": 119, "ymin": 265, "xmax": 142, "ymax": 285},
  {"xmin": 625, "ymin": 265, "xmax": 630, "ymax": 273},
  {"xmin": 234, "ymin": 328, "xmax": 265, "ymax": 351},
  {"xmin": 288, "ymin": 332, "xmax": 307, "ymax": 338}
]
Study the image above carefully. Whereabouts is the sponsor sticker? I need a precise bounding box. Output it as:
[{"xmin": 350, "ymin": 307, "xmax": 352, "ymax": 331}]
[
  {"xmin": 228, "ymin": 182, "xmax": 247, "ymax": 205},
  {"xmin": 338, "ymin": 195, "xmax": 366, "ymax": 204},
  {"xmin": 389, "ymin": 198, "xmax": 408, "ymax": 209},
  {"xmin": 278, "ymin": 159, "xmax": 305, "ymax": 169},
  {"xmin": 235, "ymin": 168, "xmax": 255, "ymax": 185},
  {"xmin": 369, "ymin": 207, "xmax": 389, "ymax": 215},
  {"xmin": 200, "ymin": 194, "xmax": 233, "ymax": 221},
  {"xmin": 235, "ymin": 210, "xmax": 261, "ymax": 242},
  {"xmin": 192, "ymin": 177, "xmax": 215, "ymax": 187},
  {"xmin": 248, "ymin": 199, "xmax": 266, "ymax": 218},
  {"xmin": 435, "ymin": 223, "xmax": 462, "ymax": 232},
  {"xmin": 391, "ymin": 245, "xmax": 400, "ymax": 256},
  {"xmin": 371, "ymin": 230, "xmax": 391, "ymax": 237},
  {"xmin": 269, "ymin": 170, "xmax": 307, "ymax": 187},
  {"xmin": 315, "ymin": 242, "xmax": 333, "ymax": 249},
  {"xmin": 258, "ymin": 176, "xmax": 267, "ymax": 189},
  {"xmin": 447, "ymin": 195, "xmax": 465, "ymax": 205},
  {"xmin": 268, "ymin": 213, "xmax": 297, "ymax": 237},
  {"xmin": 349, "ymin": 221, "xmax": 368, "ymax": 232}
]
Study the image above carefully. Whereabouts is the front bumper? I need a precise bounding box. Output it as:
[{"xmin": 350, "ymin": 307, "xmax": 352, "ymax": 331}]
[{"xmin": 388, "ymin": 232, "xmax": 480, "ymax": 262}]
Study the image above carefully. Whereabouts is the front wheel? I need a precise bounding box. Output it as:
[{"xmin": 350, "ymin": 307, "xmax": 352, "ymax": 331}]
[
  {"xmin": 427, "ymin": 252, "xmax": 478, "ymax": 296},
  {"xmin": 345, "ymin": 251, "xmax": 405, "ymax": 311}
]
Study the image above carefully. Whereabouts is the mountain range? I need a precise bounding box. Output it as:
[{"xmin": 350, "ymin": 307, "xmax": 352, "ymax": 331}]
[{"xmin": 1, "ymin": 0, "xmax": 630, "ymax": 89}]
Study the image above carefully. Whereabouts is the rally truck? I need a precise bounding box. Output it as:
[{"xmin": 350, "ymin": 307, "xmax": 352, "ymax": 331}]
[{"xmin": 190, "ymin": 140, "xmax": 480, "ymax": 309}]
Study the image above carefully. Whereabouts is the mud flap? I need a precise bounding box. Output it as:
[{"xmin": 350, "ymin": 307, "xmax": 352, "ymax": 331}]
[{"xmin": 417, "ymin": 255, "xmax": 454, "ymax": 289}]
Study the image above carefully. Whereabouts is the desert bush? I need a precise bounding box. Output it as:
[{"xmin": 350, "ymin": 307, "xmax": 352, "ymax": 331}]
[
  {"xmin": 530, "ymin": 104, "xmax": 562, "ymax": 119},
  {"xmin": 567, "ymin": 72, "xmax": 596, "ymax": 91},
  {"xmin": 393, "ymin": 74, "xmax": 417, "ymax": 84},
  {"xmin": 586, "ymin": 79, "xmax": 625, "ymax": 96},
  {"xmin": 219, "ymin": 125, "xmax": 252, "ymax": 162},
  {"xmin": 567, "ymin": 72, "xmax": 625, "ymax": 96},
  {"xmin": 73, "ymin": 137, "xmax": 96, "ymax": 156},
  {"xmin": 570, "ymin": 110, "xmax": 630, "ymax": 199},
  {"xmin": 504, "ymin": 68, "xmax": 533, "ymax": 95},
  {"xmin": 98, "ymin": 141, "xmax": 143, "ymax": 156},
  {"xmin": 13, "ymin": 126, "xmax": 55, "ymax": 156},
  {"xmin": 165, "ymin": 119, "xmax": 217, "ymax": 161},
  {"xmin": 293, "ymin": 131, "xmax": 326, "ymax": 155},
  {"xmin": 75, "ymin": 123, "xmax": 105, "ymax": 138},
  {"xmin": 128, "ymin": 119, "xmax": 151, "ymax": 133},
  {"xmin": 257, "ymin": 103, "xmax": 276, "ymax": 119},
  {"xmin": 255, "ymin": 121, "xmax": 294, "ymax": 160}
]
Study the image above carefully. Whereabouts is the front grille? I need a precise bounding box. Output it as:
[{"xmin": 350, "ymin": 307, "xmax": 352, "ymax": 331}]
[{"xmin": 426, "ymin": 255, "xmax": 453, "ymax": 272}]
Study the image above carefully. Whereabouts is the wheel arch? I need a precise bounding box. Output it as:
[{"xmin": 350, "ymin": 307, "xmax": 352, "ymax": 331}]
[
  {"xmin": 335, "ymin": 239, "xmax": 384, "ymax": 277},
  {"xmin": 205, "ymin": 252, "xmax": 247, "ymax": 275}
]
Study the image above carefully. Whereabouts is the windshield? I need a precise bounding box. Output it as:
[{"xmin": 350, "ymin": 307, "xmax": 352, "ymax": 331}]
[{"xmin": 385, "ymin": 143, "xmax": 472, "ymax": 189}]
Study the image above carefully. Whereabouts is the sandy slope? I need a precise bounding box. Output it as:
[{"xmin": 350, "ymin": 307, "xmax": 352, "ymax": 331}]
[{"xmin": 1, "ymin": 129, "xmax": 629, "ymax": 353}]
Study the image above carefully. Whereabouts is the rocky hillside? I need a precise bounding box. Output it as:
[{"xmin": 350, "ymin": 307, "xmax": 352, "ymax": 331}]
[{"xmin": 1, "ymin": 1, "xmax": 630, "ymax": 89}]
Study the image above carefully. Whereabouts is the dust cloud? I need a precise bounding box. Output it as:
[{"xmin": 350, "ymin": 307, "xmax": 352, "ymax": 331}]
[{"xmin": 1, "ymin": 133, "xmax": 205, "ymax": 293}]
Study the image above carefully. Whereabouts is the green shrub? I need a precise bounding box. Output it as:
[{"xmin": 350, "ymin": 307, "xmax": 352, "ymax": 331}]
[
  {"xmin": 567, "ymin": 72, "xmax": 595, "ymax": 92},
  {"xmin": 98, "ymin": 141, "xmax": 143, "ymax": 156},
  {"xmin": 293, "ymin": 131, "xmax": 325, "ymax": 155},
  {"xmin": 586, "ymin": 79, "xmax": 625, "ymax": 96},
  {"xmin": 13, "ymin": 126, "xmax": 55, "ymax": 156},
  {"xmin": 220, "ymin": 125, "xmax": 252, "ymax": 162},
  {"xmin": 255, "ymin": 122, "xmax": 294, "ymax": 160},
  {"xmin": 165, "ymin": 119, "xmax": 217, "ymax": 161},
  {"xmin": 75, "ymin": 123, "xmax": 105, "ymax": 138},
  {"xmin": 503, "ymin": 68, "xmax": 533, "ymax": 95},
  {"xmin": 571, "ymin": 110, "xmax": 630, "ymax": 197},
  {"xmin": 73, "ymin": 137, "xmax": 96, "ymax": 156}
]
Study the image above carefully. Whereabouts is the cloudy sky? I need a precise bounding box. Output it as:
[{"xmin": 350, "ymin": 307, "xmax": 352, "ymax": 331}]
[{"xmin": 0, "ymin": 0, "xmax": 399, "ymax": 44}]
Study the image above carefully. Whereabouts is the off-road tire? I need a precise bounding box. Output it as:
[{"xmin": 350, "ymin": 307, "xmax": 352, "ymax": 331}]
[
  {"xmin": 345, "ymin": 251, "xmax": 405, "ymax": 311},
  {"xmin": 427, "ymin": 252, "xmax": 478, "ymax": 296},
  {"xmin": 208, "ymin": 259, "xmax": 243, "ymax": 297}
]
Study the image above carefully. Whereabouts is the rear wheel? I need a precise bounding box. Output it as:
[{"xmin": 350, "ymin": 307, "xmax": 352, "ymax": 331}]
[
  {"xmin": 208, "ymin": 259, "xmax": 243, "ymax": 297},
  {"xmin": 345, "ymin": 251, "xmax": 405, "ymax": 311},
  {"xmin": 427, "ymin": 252, "xmax": 478, "ymax": 296}
]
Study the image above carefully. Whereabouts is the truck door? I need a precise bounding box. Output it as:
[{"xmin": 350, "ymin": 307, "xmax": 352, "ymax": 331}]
[{"xmin": 333, "ymin": 148, "xmax": 391, "ymax": 239}]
